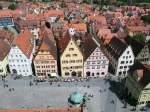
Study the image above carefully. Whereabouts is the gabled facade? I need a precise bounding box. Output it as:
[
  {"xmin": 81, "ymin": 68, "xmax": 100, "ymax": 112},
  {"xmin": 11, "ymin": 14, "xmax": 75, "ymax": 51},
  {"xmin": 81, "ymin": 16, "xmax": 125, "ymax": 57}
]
[
  {"xmin": 125, "ymin": 62, "xmax": 150, "ymax": 106},
  {"xmin": 8, "ymin": 46, "xmax": 33, "ymax": 76},
  {"xmin": 83, "ymin": 33, "xmax": 109, "ymax": 77},
  {"xmin": 117, "ymin": 46, "xmax": 134, "ymax": 76},
  {"xmin": 84, "ymin": 47, "xmax": 109, "ymax": 77},
  {"xmin": 34, "ymin": 36, "xmax": 57, "ymax": 78},
  {"xmin": 8, "ymin": 30, "xmax": 34, "ymax": 76},
  {"xmin": 59, "ymin": 35, "xmax": 83, "ymax": 77},
  {"xmin": 136, "ymin": 44, "xmax": 150, "ymax": 64},
  {"xmin": 125, "ymin": 37, "xmax": 149, "ymax": 65},
  {"xmin": 100, "ymin": 37, "xmax": 134, "ymax": 77}
]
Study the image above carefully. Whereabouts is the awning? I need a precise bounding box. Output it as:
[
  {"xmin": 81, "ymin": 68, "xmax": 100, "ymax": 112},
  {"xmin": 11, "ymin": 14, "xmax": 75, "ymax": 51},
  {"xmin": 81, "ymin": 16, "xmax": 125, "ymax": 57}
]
[{"xmin": 51, "ymin": 73, "xmax": 57, "ymax": 77}]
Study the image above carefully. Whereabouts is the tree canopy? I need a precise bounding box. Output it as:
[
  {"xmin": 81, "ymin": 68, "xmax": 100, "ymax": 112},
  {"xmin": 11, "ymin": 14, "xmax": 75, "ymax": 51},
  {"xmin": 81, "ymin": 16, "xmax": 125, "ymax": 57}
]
[
  {"xmin": 42, "ymin": 0, "xmax": 52, "ymax": 2},
  {"xmin": 8, "ymin": 4, "xmax": 17, "ymax": 10},
  {"xmin": 133, "ymin": 34, "xmax": 146, "ymax": 42},
  {"xmin": 141, "ymin": 15, "xmax": 150, "ymax": 24}
]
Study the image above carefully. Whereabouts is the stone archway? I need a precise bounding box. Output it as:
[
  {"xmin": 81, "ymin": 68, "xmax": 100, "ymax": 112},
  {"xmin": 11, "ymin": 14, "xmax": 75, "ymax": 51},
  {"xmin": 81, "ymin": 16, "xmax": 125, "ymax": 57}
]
[
  {"xmin": 86, "ymin": 71, "xmax": 90, "ymax": 77},
  {"xmin": 101, "ymin": 72, "xmax": 105, "ymax": 75},
  {"xmin": 72, "ymin": 71, "xmax": 77, "ymax": 77}
]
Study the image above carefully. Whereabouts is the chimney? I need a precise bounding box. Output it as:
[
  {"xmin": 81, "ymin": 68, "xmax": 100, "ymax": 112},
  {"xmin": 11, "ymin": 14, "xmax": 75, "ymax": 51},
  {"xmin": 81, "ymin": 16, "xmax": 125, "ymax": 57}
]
[
  {"xmin": 136, "ymin": 69, "xmax": 144, "ymax": 81},
  {"xmin": 76, "ymin": 39, "xmax": 81, "ymax": 46}
]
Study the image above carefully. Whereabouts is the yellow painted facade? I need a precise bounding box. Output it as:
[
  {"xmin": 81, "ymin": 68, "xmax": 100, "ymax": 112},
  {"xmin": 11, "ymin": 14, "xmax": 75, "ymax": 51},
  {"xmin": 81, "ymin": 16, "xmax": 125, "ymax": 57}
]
[
  {"xmin": 0, "ymin": 56, "xmax": 8, "ymax": 76},
  {"xmin": 60, "ymin": 38, "xmax": 83, "ymax": 77},
  {"xmin": 34, "ymin": 51, "xmax": 57, "ymax": 78}
]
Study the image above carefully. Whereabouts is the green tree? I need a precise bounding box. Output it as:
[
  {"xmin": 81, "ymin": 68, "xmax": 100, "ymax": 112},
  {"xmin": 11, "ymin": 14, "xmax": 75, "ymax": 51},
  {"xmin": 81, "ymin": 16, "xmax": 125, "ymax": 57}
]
[
  {"xmin": 141, "ymin": 15, "xmax": 150, "ymax": 24},
  {"xmin": 83, "ymin": 0, "xmax": 92, "ymax": 4},
  {"xmin": 8, "ymin": 0, "xmax": 16, "ymax": 2},
  {"xmin": 8, "ymin": 4, "xmax": 17, "ymax": 10},
  {"xmin": 0, "ymin": 6, "xmax": 2, "ymax": 10},
  {"xmin": 42, "ymin": 0, "xmax": 51, "ymax": 2},
  {"xmin": 133, "ymin": 34, "xmax": 146, "ymax": 42},
  {"xmin": 127, "ymin": 12, "xmax": 133, "ymax": 17}
]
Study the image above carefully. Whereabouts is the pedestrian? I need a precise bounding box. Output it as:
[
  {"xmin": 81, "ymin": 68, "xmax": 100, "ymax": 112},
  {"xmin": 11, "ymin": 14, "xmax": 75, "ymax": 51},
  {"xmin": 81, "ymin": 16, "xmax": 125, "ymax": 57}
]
[
  {"xmin": 6, "ymin": 84, "xmax": 8, "ymax": 88},
  {"xmin": 12, "ymin": 88, "xmax": 15, "ymax": 91},
  {"xmin": 29, "ymin": 81, "xmax": 33, "ymax": 86},
  {"xmin": 50, "ymin": 82, "xmax": 52, "ymax": 85},
  {"xmin": 9, "ymin": 88, "xmax": 12, "ymax": 92},
  {"xmin": 35, "ymin": 82, "xmax": 38, "ymax": 85},
  {"xmin": 99, "ymin": 89, "xmax": 101, "ymax": 93}
]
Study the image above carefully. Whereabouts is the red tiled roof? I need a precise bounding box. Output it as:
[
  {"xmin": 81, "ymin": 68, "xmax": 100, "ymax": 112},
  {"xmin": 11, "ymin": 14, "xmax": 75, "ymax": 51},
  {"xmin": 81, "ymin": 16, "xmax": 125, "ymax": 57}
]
[
  {"xmin": 0, "ymin": 10, "xmax": 22, "ymax": 17},
  {"xmin": 38, "ymin": 29, "xmax": 57, "ymax": 59},
  {"xmin": 98, "ymin": 28, "xmax": 111, "ymax": 35},
  {"xmin": 13, "ymin": 30, "xmax": 33, "ymax": 58},
  {"xmin": 26, "ymin": 14, "xmax": 38, "ymax": 20},
  {"xmin": 0, "ymin": 29, "xmax": 14, "ymax": 44},
  {"xmin": 25, "ymin": 13, "xmax": 45, "ymax": 21},
  {"xmin": 0, "ymin": 108, "xmax": 82, "ymax": 112},
  {"xmin": 88, "ymin": 15, "xmax": 107, "ymax": 25},
  {"xmin": 69, "ymin": 23, "xmax": 87, "ymax": 32},
  {"xmin": 0, "ymin": 39, "xmax": 10, "ymax": 61},
  {"xmin": 98, "ymin": 28, "xmax": 118, "ymax": 44},
  {"xmin": 58, "ymin": 32, "xmax": 71, "ymax": 54},
  {"xmin": 0, "ymin": 2, "xmax": 12, "ymax": 7},
  {"xmin": 127, "ymin": 25, "xmax": 150, "ymax": 32},
  {"xmin": 124, "ymin": 17, "xmax": 143, "ymax": 26},
  {"xmin": 44, "ymin": 10, "xmax": 64, "ymax": 18},
  {"xmin": 82, "ymin": 33, "xmax": 97, "ymax": 61},
  {"xmin": 0, "ymin": 10, "xmax": 13, "ymax": 17}
]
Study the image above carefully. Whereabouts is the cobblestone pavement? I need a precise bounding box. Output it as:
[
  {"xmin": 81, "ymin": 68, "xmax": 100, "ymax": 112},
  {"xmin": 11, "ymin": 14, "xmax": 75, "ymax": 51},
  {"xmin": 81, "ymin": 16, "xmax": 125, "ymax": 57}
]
[{"xmin": 0, "ymin": 76, "xmax": 143, "ymax": 112}]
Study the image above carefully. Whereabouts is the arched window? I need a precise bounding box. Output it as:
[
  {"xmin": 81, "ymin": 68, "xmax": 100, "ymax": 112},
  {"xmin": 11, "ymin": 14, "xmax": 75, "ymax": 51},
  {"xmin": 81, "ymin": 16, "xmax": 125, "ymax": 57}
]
[
  {"xmin": 86, "ymin": 71, "xmax": 90, "ymax": 77},
  {"xmin": 72, "ymin": 71, "xmax": 77, "ymax": 77}
]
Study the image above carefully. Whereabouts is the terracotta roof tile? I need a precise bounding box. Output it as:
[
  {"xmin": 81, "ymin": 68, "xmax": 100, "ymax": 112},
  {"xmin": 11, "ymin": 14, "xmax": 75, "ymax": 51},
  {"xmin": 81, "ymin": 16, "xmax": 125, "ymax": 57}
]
[
  {"xmin": 69, "ymin": 23, "xmax": 87, "ymax": 32},
  {"xmin": 127, "ymin": 25, "xmax": 150, "ymax": 32},
  {"xmin": 25, "ymin": 13, "xmax": 45, "ymax": 21},
  {"xmin": 44, "ymin": 10, "xmax": 64, "ymax": 18},
  {"xmin": 0, "ymin": 10, "xmax": 13, "ymax": 17},
  {"xmin": 88, "ymin": 15, "xmax": 107, "ymax": 25},
  {"xmin": 38, "ymin": 31, "xmax": 57, "ymax": 59},
  {"xmin": 0, "ymin": 39, "xmax": 10, "ymax": 61},
  {"xmin": 26, "ymin": 14, "xmax": 38, "ymax": 20},
  {"xmin": 13, "ymin": 30, "xmax": 33, "ymax": 58},
  {"xmin": 82, "ymin": 33, "xmax": 97, "ymax": 61},
  {"xmin": 0, "ymin": 29, "xmax": 14, "ymax": 44},
  {"xmin": 58, "ymin": 32, "xmax": 71, "ymax": 54},
  {"xmin": 0, "ymin": 10, "xmax": 22, "ymax": 17},
  {"xmin": 0, "ymin": 108, "xmax": 81, "ymax": 112},
  {"xmin": 105, "ymin": 37, "xmax": 128, "ymax": 60}
]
